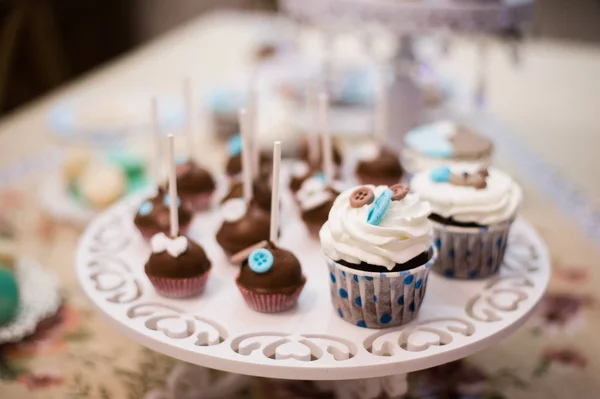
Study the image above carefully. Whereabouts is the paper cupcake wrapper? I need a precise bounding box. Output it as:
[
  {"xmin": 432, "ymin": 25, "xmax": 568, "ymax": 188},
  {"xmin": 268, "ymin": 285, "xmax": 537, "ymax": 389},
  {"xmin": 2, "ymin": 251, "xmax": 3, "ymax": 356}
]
[
  {"xmin": 327, "ymin": 247, "xmax": 437, "ymax": 329},
  {"xmin": 236, "ymin": 281, "xmax": 305, "ymax": 313},
  {"xmin": 431, "ymin": 219, "xmax": 512, "ymax": 279},
  {"xmin": 148, "ymin": 271, "xmax": 210, "ymax": 298},
  {"xmin": 181, "ymin": 192, "xmax": 213, "ymax": 212}
]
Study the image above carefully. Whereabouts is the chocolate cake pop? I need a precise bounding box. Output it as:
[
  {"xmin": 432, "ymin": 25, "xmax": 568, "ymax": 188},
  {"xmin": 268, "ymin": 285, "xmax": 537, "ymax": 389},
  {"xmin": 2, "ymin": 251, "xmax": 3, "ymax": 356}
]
[
  {"xmin": 224, "ymin": 134, "xmax": 272, "ymax": 178},
  {"xmin": 297, "ymin": 176, "xmax": 341, "ymax": 237},
  {"xmin": 134, "ymin": 190, "xmax": 193, "ymax": 241},
  {"xmin": 221, "ymin": 171, "xmax": 272, "ymax": 211},
  {"xmin": 216, "ymin": 199, "xmax": 271, "ymax": 258},
  {"xmin": 175, "ymin": 160, "xmax": 216, "ymax": 211},
  {"xmin": 297, "ymin": 134, "xmax": 343, "ymax": 168}
]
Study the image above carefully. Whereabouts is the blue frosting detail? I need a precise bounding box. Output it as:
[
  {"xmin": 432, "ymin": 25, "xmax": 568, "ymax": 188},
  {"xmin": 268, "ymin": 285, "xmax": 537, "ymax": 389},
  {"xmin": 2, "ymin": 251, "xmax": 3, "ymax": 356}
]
[
  {"xmin": 430, "ymin": 166, "xmax": 452, "ymax": 183},
  {"xmin": 339, "ymin": 288, "xmax": 348, "ymax": 299},
  {"xmin": 367, "ymin": 188, "xmax": 393, "ymax": 226},
  {"xmin": 405, "ymin": 123, "xmax": 455, "ymax": 158},
  {"xmin": 227, "ymin": 134, "xmax": 243, "ymax": 156},
  {"xmin": 248, "ymin": 248, "xmax": 274, "ymax": 274},
  {"xmin": 138, "ymin": 201, "xmax": 153, "ymax": 216}
]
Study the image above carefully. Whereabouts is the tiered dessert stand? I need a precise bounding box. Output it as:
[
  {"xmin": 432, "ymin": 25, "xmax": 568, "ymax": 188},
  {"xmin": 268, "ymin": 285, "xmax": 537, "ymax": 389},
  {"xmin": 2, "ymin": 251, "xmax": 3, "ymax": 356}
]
[{"xmin": 76, "ymin": 181, "xmax": 549, "ymax": 397}]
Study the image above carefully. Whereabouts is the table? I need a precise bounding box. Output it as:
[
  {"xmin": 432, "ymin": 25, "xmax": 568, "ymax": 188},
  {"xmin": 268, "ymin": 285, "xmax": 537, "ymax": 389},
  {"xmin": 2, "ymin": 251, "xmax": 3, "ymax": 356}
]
[{"xmin": 1, "ymin": 11, "xmax": 600, "ymax": 399}]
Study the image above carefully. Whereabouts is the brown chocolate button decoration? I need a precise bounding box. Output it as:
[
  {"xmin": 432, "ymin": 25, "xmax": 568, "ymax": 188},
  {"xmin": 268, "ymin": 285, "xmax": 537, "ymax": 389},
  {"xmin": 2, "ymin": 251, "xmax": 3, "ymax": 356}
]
[
  {"xmin": 389, "ymin": 184, "xmax": 409, "ymax": 201},
  {"xmin": 448, "ymin": 169, "xmax": 488, "ymax": 189},
  {"xmin": 349, "ymin": 187, "xmax": 374, "ymax": 208}
]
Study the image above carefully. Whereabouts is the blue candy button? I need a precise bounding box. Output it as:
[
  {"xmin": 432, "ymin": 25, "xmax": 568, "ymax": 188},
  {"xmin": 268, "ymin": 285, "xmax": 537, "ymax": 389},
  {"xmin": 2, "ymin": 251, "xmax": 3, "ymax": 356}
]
[
  {"xmin": 314, "ymin": 172, "xmax": 326, "ymax": 183},
  {"xmin": 138, "ymin": 201, "xmax": 153, "ymax": 216},
  {"xmin": 431, "ymin": 166, "xmax": 452, "ymax": 183},
  {"xmin": 227, "ymin": 134, "xmax": 243, "ymax": 156},
  {"xmin": 367, "ymin": 188, "xmax": 393, "ymax": 226},
  {"xmin": 163, "ymin": 195, "xmax": 181, "ymax": 208},
  {"xmin": 248, "ymin": 248, "xmax": 274, "ymax": 274}
]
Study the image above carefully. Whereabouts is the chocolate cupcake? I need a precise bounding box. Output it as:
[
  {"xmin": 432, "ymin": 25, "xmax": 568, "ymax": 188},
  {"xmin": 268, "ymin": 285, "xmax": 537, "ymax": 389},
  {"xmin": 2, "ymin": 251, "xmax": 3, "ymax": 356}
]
[
  {"xmin": 235, "ymin": 241, "xmax": 305, "ymax": 313},
  {"xmin": 320, "ymin": 184, "xmax": 437, "ymax": 328},
  {"xmin": 145, "ymin": 233, "xmax": 211, "ymax": 298},
  {"xmin": 134, "ymin": 192, "xmax": 193, "ymax": 242},
  {"xmin": 221, "ymin": 173, "xmax": 272, "ymax": 212},
  {"xmin": 175, "ymin": 160, "xmax": 215, "ymax": 211},
  {"xmin": 355, "ymin": 145, "xmax": 403, "ymax": 186},
  {"xmin": 216, "ymin": 199, "xmax": 271, "ymax": 257}
]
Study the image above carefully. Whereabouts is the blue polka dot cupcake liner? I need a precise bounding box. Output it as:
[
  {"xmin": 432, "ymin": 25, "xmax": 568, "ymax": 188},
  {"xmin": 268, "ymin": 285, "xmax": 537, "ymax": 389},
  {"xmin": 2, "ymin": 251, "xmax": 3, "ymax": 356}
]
[
  {"xmin": 431, "ymin": 218, "xmax": 513, "ymax": 279},
  {"xmin": 326, "ymin": 246, "xmax": 437, "ymax": 329}
]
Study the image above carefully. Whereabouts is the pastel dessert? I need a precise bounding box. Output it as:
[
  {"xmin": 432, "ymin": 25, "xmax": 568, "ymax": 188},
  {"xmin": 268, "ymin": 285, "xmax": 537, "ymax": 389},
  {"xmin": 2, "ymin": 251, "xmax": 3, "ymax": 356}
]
[
  {"xmin": 320, "ymin": 184, "xmax": 437, "ymax": 328},
  {"xmin": 297, "ymin": 175, "xmax": 344, "ymax": 237},
  {"xmin": 145, "ymin": 233, "xmax": 211, "ymax": 298},
  {"xmin": 216, "ymin": 199, "xmax": 271, "ymax": 258},
  {"xmin": 235, "ymin": 241, "xmax": 306, "ymax": 313},
  {"xmin": 76, "ymin": 162, "xmax": 126, "ymax": 210},
  {"xmin": 175, "ymin": 160, "xmax": 216, "ymax": 211},
  {"xmin": 403, "ymin": 120, "xmax": 493, "ymax": 174},
  {"xmin": 296, "ymin": 135, "xmax": 343, "ymax": 169},
  {"xmin": 221, "ymin": 173, "xmax": 272, "ymax": 212},
  {"xmin": 134, "ymin": 193, "xmax": 193, "ymax": 241},
  {"xmin": 354, "ymin": 143, "xmax": 404, "ymax": 186},
  {"xmin": 411, "ymin": 165, "xmax": 522, "ymax": 279}
]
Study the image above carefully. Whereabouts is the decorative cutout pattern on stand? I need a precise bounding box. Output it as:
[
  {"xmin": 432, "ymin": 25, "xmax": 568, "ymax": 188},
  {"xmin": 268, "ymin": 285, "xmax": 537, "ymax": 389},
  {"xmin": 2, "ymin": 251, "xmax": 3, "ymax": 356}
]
[
  {"xmin": 231, "ymin": 333, "xmax": 357, "ymax": 361},
  {"xmin": 87, "ymin": 257, "xmax": 142, "ymax": 304},
  {"xmin": 128, "ymin": 303, "xmax": 227, "ymax": 345},
  {"xmin": 465, "ymin": 275, "xmax": 534, "ymax": 323},
  {"xmin": 364, "ymin": 318, "xmax": 475, "ymax": 356}
]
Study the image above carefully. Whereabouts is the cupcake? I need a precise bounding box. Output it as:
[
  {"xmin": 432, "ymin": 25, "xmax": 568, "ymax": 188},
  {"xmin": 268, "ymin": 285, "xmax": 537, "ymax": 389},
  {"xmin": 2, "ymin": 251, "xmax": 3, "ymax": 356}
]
[
  {"xmin": 225, "ymin": 134, "xmax": 272, "ymax": 179},
  {"xmin": 403, "ymin": 120, "xmax": 493, "ymax": 174},
  {"xmin": 175, "ymin": 160, "xmax": 216, "ymax": 211},
  {"xmin": 221, "ymin": 171, "xmax": 272, "ymax": 212},
  {"xmin": 411, "ymin": 165, "xmax": 522, "ymax": 279},
  {"xmin": 297, "ymin": 175, "xmax": 343, "ymax": 237},
  {"xmin": 235, "ymin": 241, "xmax": 305, "ymax": 313},
  {"xmin": 354, "ymin": 142, "xmax": 404, "ymax": 186},
  {"xmin": 145, "ymin": 233, "xmax": 211, "ymax": 298},
  {"xmin": 320, "ymin": 184, "xmax": 437, "ymax": 328},
  {"xmin": 216, "ymin": 199, "xmax": 271, "ymax": 258},
  {"xmin": 134, "ymin": 192, "xmax": 193, "ymax": 241}
]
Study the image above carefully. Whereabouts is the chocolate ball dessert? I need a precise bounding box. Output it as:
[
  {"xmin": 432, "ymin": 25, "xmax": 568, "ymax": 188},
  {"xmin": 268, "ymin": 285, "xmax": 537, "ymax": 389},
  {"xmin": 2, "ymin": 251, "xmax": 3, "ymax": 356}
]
[
  {"xmin": 175, "ymin": 160, "xmax": 216, "ymax": 211},
  {"xmin": 145, "ymin": 234, "xmax": 211, "ymax": 298},
  {"xmin": 216, "ymin": 199, "xmax": 271, "ymax": 257},
  {"xmin": 296, "ymin": 176, "xmax": 343, "ymax": 237},
  {"xmin": 297, "ymin": 135, "xmax": 343, "ymax": 169},
  {"xmin": 225, "ymin": 134, "xmax": 273, "ymax": 178},
  {"xmin": 134, "ymin": 193, "xmax": 193, "ymax": 241},
  {"xmin": 235, "ymin": 241, "xmax": 306, "ymax": 313},
  {"xmin": 355, "ymin": 146, "xmax": 403, "ymax": 186},
  {"xmin": 221, "ymin": 173, "xmax": 272, "ymax": 212}
]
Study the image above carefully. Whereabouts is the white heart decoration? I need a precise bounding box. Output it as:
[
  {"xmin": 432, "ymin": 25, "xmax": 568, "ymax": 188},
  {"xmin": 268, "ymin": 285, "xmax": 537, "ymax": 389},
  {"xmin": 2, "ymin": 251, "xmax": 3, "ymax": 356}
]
[
  {"xmin": 150, "ymin": 233, "xmax": 189, "ymax": 257},
  {"xmin": 221, "ymin": 198, "xmax": 247, "ymax": 223}
]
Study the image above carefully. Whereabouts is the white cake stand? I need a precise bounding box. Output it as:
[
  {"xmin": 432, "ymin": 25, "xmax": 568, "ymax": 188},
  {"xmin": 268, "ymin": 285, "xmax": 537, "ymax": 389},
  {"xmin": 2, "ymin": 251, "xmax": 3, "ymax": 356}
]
[{"xmin": 76, "ymin": 189, "xmax": 548, "ymax": 395}]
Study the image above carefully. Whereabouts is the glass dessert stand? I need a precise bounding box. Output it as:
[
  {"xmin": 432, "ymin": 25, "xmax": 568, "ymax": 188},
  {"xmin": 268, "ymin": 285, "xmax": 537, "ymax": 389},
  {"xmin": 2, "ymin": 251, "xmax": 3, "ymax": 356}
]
[{"xmin": 76, "ymin": 182, "xmax": 548, "ymax": 397}]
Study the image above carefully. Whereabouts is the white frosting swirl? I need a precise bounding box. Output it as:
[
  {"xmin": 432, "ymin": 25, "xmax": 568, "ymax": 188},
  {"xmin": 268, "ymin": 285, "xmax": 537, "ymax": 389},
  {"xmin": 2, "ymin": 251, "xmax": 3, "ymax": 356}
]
[
  {"xmin": 411, "ymin": 166, "xmax": 522, "ymax": 225},
  {"xmin": 319, "ymin": 185, "xmax": 433, "ymax": 270}
]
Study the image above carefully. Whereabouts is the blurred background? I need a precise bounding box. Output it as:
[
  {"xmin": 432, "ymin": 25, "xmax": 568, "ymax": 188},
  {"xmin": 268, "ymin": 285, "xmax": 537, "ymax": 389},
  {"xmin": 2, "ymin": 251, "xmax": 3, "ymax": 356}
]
[{"xmin": 0, "ymin": 0, "xmax": 599, "ymax": 116}]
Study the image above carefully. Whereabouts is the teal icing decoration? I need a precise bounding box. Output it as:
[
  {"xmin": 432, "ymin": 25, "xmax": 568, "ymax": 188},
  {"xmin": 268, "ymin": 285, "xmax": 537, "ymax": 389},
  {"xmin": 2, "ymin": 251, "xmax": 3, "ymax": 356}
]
[
  {"xmin": 248, "ymin": 248, "xmax": 274, "ymax": 274},
  {"xmin": 163, "ymin": 195, "xmax": 181, "ymax": 208},
  {"xmin": 0, "ymin": 267, "xmax": 19, "ymax": 325},
  {"xmin": 314, "ymin": 172, "xmax": 326, "ymax": 182},
  {"xmin": 431, "ymin": 166, "xmax": 452, "ymax": 182},
  {"xmin": 227, "ymin": 134, "xmax": 243, "ymax": 156},
  {"xmin": 367, "ymin": 189, "xmax": 393, "ymax": 226},
  {"xmin": 405, "ymin": 124, "xmax": 454, "ymax": 158},
  {"xmin": 138, "ymin": 201, "xmax": 153, "ymax": 216}
]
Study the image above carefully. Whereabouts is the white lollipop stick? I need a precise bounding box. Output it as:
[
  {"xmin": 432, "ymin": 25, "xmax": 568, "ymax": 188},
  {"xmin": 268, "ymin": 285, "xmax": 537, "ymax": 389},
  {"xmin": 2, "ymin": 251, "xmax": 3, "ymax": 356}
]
[
  {"xmin": 240, "ymin": 108, "xmax": 253, "ymax": 202},
  {"xmin": 183, "ymin": 78, "xmax": 195, "ymax": 155},
  {"xmin": 151, "ymin": 97, "xmax": 162, "ymax": 187},
  {"xmin": 375, "ymin": 66, "xmax": 388, "ymax": 146},
  {"xmin": 318, "ymin": 92, "xmax": 334, "ymax": 184},
  {"xmin": 167, "ymin": 134, "xmax": 179, "ymax": 237},
  {"xmin": 270, "ymin": 141, "xmax": 281, "ymax": 243},
  {"xmin": 307, "ymin": 82, "xmax": 320, "ymax": 167},
  {"xmin": 248, "ymin": 84, "xmax": 260, "ymax": 177}
]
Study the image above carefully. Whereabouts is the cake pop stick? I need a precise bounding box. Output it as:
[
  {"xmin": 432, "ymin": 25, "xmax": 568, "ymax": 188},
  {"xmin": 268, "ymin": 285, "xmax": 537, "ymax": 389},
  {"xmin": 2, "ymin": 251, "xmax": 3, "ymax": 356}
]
[
  {"xmin": 240, "ymin": 108, "xmax": 253, "ymax": 202},
  {"xmin": 248, "ymin": 82, "xmax": 260, "ymax": 178},
  {"xmin": 307, "ymin": 82, "xmax": 320, "ymax": 168},
  {"xmin": 167, "ymin": 134, "xmax": 179, "ymax": 237},
  {"xmin": 375, "ymin": 66, "xmax": 388, "ymax": 147},
  {"xmin": 151, "ymin": 97, "xmax": 163, "ymax": 187},
  {"xmin": 270, "ymin": 141, "xmax": 281, "ymax": 243},
  {"xmin": 318, "ymin": 92, "xmax": 334, "ymax": 184},
  {"xmin": 183, "ymin": 78, "xmax": 195, "ymax": 155}
]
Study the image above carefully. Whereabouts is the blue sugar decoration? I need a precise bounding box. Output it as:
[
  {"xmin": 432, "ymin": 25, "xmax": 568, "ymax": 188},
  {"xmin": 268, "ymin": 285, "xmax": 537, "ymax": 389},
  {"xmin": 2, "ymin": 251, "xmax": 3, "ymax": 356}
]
[
  {"xmin": 227, "ymin": 134, "xmax": 243, "ymax": 156},
  {"xmin": 138, "ymin": 201, "xmax": 153, "ymax": 216},
  {"xmin": 248, "ymin": 248, "xmax": 274, "ymax": 274},
  {"xmin": 367, "ymin": 188, "xmax": 393, "ymax": 226},
  {"xmin": 163, "ymin": 195, "xmax": 181, "ymax": 208},
  {"xmin": 430, "ymin": 166, "xmax": 452, "ymax": 183}
]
